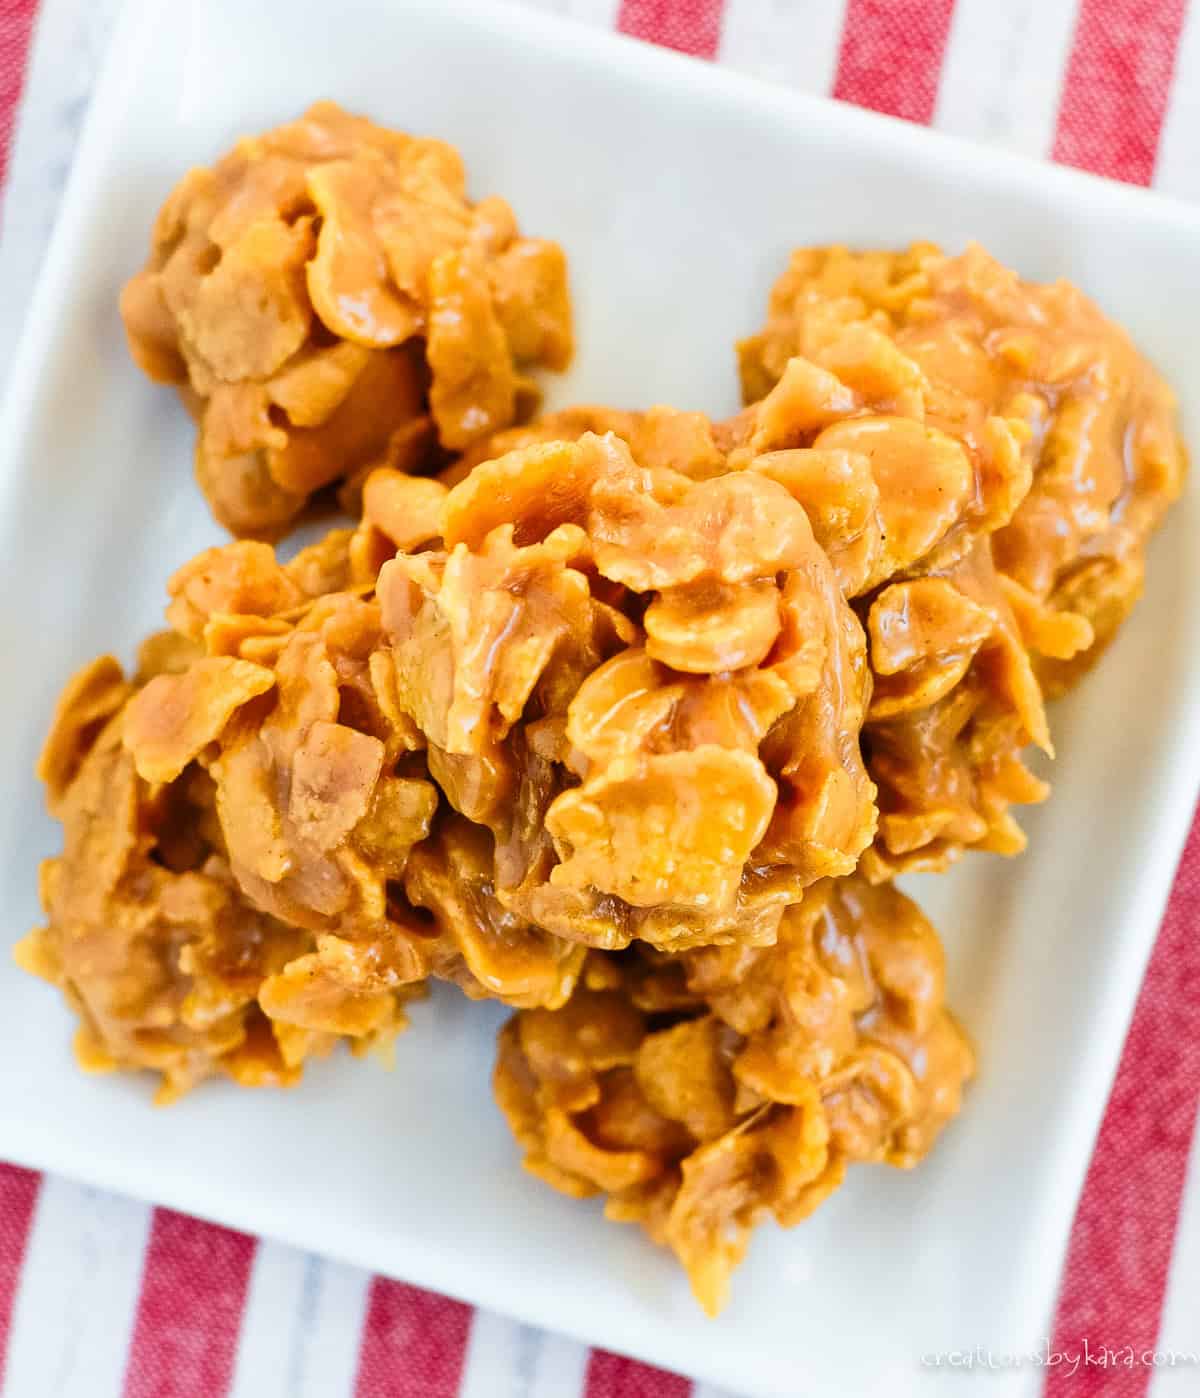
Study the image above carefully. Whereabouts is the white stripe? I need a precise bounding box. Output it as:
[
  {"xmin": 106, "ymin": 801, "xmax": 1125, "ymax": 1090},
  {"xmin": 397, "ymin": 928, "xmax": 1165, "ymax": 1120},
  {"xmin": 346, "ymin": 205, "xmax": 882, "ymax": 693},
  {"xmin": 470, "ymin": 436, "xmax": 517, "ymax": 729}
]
[
  {"xmin": 228, "ymin": 1240, "xmax": 309, "ymax": 1398},
  {"xmin": 525, "ymin": 1330, "xmax": 591, "ymax": 1398},
  {"xmin": 228, "ymin": 1245, "xmax": 372, "ymax": 1398},
  {"xmin": 2, "ymin": 1178, "xmax": 151, "ymax": 1398},
  {"xmin": 515, "ymin": 0, "xmax": 623, "ymax": 30},
  {"xmin": 460, "ymin": 1310, "xmax": 592, "ymax": 1398},
  {"xmin": 693, "ymin": 1386, "xmax": 744, "ymax": 1398},
  {"xmin": 284, "ymin": 1256, "xmax": 372, "ymax": 1398},
  {"xmin": 934, "ymin": 0, "xmax": 1080, "ymax": 158},
  {"xmin": 718, "ymin": 0, "xmax": 849, "ymax": 97},
  {"xmin": 1149, "ymin": 1114, "xmax": 1200, "ymax": 1395},
  {"xmin": 459, "ymin": 1309, "xmax": 535, "ymax": 1398},
  {"xmin": 1151, "ymin": 0, "xmax": 1200, "ymax": 201}
]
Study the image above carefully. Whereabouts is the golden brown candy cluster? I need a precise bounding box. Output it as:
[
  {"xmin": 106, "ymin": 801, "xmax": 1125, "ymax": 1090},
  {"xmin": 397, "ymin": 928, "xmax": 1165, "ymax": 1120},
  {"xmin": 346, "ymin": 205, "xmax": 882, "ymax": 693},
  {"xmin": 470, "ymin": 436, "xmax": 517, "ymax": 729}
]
[
  {"xmin": 739, "ymin": 241, "xmax": 1187, "ymax": 697},
  {"xmin": 26, "ymin": 400, "xmax": 882, "ymax": 1091},
  {"xmin": 496, "ymin": 875, "xmax": 973, "ymax": 1314},
  {"xmin": 24, "ymin": 115, "xmax": 1189, "ymax": 1319},
  {"xmin": 19, "ymin": 647, "xmax": 420, "ymax": 1105},
  {"xmin": 732, "ymin": 242, "xmax": 1185, "ymax": 877},
  {"xmin": 479, "ymin": 344, "xmax": 1059, "ymax": 879},
  {"xmin": 121, "ymin": 101, "xmax": 572, "ymax": 535},
  {"xmin": 386, "ymin": 418, "xmax": 878, "ymax": 941}
]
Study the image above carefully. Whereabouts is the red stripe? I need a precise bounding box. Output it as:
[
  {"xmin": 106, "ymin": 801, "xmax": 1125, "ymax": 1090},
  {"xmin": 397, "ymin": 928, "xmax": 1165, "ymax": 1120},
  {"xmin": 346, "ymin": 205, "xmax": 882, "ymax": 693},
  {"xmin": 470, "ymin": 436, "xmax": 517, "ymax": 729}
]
[
  {"xmin": 1052, "ymin": 0, "xmax": 1188, "ymax": 185},
  {"xmin": 122, "ymin": 1209, "xmax": 257, "ymax": 1398},
  {"xmin": 0, "ymin": 0, "xmax": 39, "ymax": 192},
  {"xmin": 353, "ymin": 1278, "xmax": 472, "ymax": 1398},
  {"xmin": 584, "ymin": 1349, "xmax": 693, "ymax": 1398},
  {"xmin": 832, "ymin": 0, "xmax": 958, "ymax": 123},
  {"xmin": 0, "ymin": 1165, "xmax": 41, "ymax": 1392},
  {"xmin": 1047, "ymin": 806, "xmax": 1200, "ymax": 1398},
  {"xmin": 615, "ymin": 0, "xmax": 725, "ymax": 60}
]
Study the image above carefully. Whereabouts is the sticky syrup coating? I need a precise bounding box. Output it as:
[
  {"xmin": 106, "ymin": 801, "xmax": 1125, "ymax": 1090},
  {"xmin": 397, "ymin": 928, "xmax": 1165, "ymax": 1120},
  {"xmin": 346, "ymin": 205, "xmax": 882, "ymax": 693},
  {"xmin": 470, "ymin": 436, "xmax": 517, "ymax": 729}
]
[
  {"xmin": 121, "ymin": 101, "xmax": 572, "ymax": 536},
  {"xmin": 494, "ymin": 875, "xmax": 974, "ymax": 1314}
]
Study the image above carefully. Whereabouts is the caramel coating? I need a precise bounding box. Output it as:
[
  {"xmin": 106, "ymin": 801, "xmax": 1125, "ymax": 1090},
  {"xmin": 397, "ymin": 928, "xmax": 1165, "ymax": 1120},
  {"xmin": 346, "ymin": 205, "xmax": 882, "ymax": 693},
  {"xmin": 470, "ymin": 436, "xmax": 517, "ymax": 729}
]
[
  {"xmin": 18, "ymin": 655, "xmax": 419, "ymax": 1103},
  {"xmin": 738, "ymin": 241, "xmax": 1187, "ymax": 696},
  {"xmin": 493, "ymin": 875, "xmax": 974, "ymax": 1314},
  {"xmin": 21, "ymin": 482, "xmax": 559, "ymax": 1097},
  {"xmin": 462, "ymin": 357, "xmax": 1053, "ymax": 878},
  {"xmin": 733, "ymin": 243, "xmax": 1186, "ymax": 874},
  {"xmin": 121, "ymin": 102, "xmax": 572, "ymax": 535},
  {"xmin": 128, "ymin": 499, "xmax": 587, "ymax": 1015},
  {"xmin": 24, "ymin": 218, "xmax": 1187, "ymax": 1318},
  {"xmin": 24, "ymin": 400, "xmax": 884, "ymax": 1090},
  {"xmin": 380, "ymin": 423, "xmax": 877, "ymax": 948}
]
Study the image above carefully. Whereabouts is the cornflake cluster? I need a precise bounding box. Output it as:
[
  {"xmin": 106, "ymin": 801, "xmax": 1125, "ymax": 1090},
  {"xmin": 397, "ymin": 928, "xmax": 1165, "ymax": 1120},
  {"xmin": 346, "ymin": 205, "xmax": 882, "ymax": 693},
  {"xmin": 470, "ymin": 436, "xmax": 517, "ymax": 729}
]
[
  {"xmin": 487, "ymin": 336, "xmax": 1059, "ymax": 878},
  {"xmin": 24, "ymin": 124, "xmax": 1189, "ymax": 1321},
  {"xmin": 739, "ymin": 242, "xmax": 1187, "ymax": 697},
  {"xmin": 496, "ymin": 875, "xmax": 973, "ymax": 1314},
  {"xmin": 735, "ymin": 243, "xmax": 1185, "ymax": 877},
  {"xmin": 25, "ymin": 397, "xmax": 882, "ymax": 1093},
  {"xmin": 121, "ymin": 101, "xmax": 572, "ymax": 535},
  {"xmin": 18, "ymin": 510, "xmax": 437, "ymax": 1103},
  {"xmin": 384, "ymin": 415, "xmax": 877, "ymax": 944}
]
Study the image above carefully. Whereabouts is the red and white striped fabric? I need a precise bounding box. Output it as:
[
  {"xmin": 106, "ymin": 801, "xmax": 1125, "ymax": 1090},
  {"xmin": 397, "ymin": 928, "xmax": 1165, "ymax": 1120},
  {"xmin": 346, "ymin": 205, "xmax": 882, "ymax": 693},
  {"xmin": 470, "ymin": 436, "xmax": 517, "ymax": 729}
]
[{"xmin": 2, "ymin": 1, "xmax": 1199, "ymax": 1394}]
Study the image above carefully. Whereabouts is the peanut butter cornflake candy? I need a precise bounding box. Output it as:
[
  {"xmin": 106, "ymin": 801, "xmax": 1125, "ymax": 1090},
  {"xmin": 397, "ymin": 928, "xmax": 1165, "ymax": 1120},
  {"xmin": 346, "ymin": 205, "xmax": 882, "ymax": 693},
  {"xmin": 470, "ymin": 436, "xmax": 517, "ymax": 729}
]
[
  {"xmin": 24, "ymin": 405, "xmax": 882, "ymax": 1087},
  {"xmin": 379, "ymin": 423, "xmax": 878, "ymax": 951},
  {"xmin": 493, "ymin": 875, "xmax": 974, "ymax": 1315},
  {"xmin": 734, "ymin": 244, "xmax": 1185, "ymax": 875},
  {"xmin": 738, "ymin": 241, "xmax": 1186, "ymax": 698},
  {"xmin": 18, "ymin": 654, "xmax": 420, "ymax": 1104},
  {"xmin": 461, "ymin": 363, "xmax": 1057, "ymax": 879},
  {"xmin": 20, "ymin": 491, "xmax": 444, "ymax": 1100},
  {"xmin": 121, "ymin": 101, "xmax": 573, "ymax": 536}
]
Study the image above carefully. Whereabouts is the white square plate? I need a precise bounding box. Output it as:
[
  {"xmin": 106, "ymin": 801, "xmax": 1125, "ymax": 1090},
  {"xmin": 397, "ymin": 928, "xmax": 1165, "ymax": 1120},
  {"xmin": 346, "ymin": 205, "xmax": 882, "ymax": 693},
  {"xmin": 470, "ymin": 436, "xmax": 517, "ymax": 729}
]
[{"xmin": 2, "ymin": 2, "xmax": 1199, "ymax": 1393}]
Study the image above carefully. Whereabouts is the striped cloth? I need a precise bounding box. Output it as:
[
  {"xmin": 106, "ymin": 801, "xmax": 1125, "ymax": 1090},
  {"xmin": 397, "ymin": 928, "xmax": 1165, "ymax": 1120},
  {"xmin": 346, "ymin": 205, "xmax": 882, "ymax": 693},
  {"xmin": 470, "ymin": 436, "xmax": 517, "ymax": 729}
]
[{"xmin": 1, "ymin": 1, "xmax": 1199, "ymax": 1394}]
